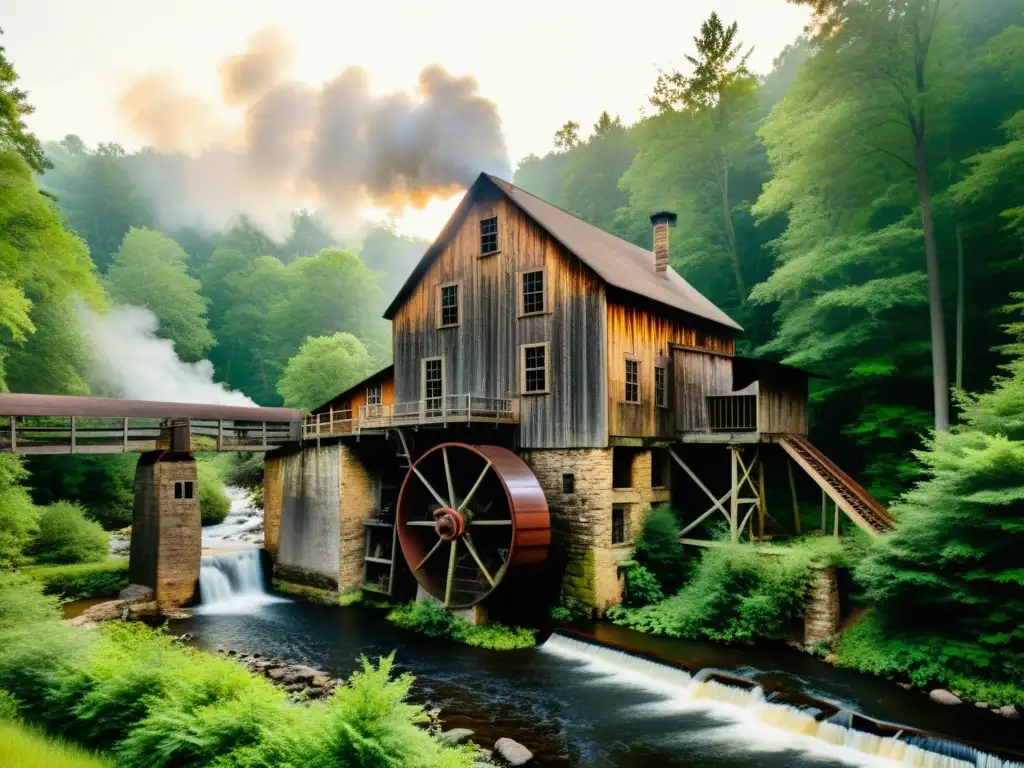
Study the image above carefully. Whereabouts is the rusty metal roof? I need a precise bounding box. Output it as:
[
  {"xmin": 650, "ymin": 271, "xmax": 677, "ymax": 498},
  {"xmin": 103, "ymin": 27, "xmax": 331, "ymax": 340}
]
[
  {"xmin": 383, "ymin": 173, "xmax": 742, "ymax": 332},
  {"xmin": 0, "ymin": 393, "xmax": 301, "ymax": 422}
]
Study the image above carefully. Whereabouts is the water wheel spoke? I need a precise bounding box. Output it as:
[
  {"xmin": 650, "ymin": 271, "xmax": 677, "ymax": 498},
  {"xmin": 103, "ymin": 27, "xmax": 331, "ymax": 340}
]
[
  {"xmin": 463, "ymin": 533, "xmax": 496, "ymax": 588},
  {"xmin": 414, "ymin": 537, "xmax": 444, "ymax": 571},
  {"xmin": 457, "ymin": 461, "xmax": 492, "ymax": 513},
  {"xmin": 405, "ymin": 520, "xmax": 436, "ymax": 526},
  {"xmin": 468, "ymin": 519, "xmax": 512, "ymax": 526},
  {"xmin": 412, "ymin": 465, "xmax": 449, "ymax": 510},
  {"xmin": 442, "ymin": 447, "xmax": 457, "ymax": 509},
  {"xmin": 444, "ymin": 539, "xmax": 459, "ymax": 607}
]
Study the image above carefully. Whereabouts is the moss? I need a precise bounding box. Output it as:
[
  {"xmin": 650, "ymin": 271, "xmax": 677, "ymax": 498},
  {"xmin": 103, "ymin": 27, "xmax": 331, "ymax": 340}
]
[
  {"xmin": 560, "ymin": 548, "xmax": 597, "ymax": 610},
  {"xmin": 271, "ymin": 579, "xmax": 338, "ymax": 605}
]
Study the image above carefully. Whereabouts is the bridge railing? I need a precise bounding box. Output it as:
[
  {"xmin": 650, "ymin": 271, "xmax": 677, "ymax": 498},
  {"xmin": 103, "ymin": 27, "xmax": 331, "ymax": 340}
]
[
  {"xmin": 358, "ymin": 395, "xmax": 519, "ymax": 429},
  {"xmin": 300, "ymin": 410, "xmax": 355, "ymax": 438}
]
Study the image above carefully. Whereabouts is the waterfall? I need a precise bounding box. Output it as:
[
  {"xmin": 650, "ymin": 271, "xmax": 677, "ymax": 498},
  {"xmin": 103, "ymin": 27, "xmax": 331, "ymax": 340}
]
[
  {"xmin": 542, "ymin": 634, "xmax": 1022, "ymax": 768},
  {"xmin": 196, "ymin": 550, "xmax": 286, "ymax": 615}
]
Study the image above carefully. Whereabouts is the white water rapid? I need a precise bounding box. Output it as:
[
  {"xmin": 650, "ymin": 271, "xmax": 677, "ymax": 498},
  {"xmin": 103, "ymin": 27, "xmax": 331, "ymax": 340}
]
[
  {"xmin": 202, "ymin": 487, "xmax": 264, "ymax": 551},
  {"xmin": 196, "ymin": 549, "xmax": 287, "ymax": 615},
  {"xmin": 542, "ymin": 635, "xmax": 1022, "ymax": 768}
]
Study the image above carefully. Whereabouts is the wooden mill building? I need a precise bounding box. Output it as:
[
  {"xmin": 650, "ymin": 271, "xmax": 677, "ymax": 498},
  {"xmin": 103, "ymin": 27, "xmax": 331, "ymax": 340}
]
[{"xmin": 268, "ymin": 173, "xmax": 892, "ymax": 616}]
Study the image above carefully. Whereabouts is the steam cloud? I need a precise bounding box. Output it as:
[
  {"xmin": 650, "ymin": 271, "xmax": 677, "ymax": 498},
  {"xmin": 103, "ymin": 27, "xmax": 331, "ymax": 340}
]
[
  {"xmin": 76, "ymin": 302, "xmax": 256, "ymax": 407},
  {"xmin": 116, "ymin": 28, "xmax": 511, "ymax": 235}
]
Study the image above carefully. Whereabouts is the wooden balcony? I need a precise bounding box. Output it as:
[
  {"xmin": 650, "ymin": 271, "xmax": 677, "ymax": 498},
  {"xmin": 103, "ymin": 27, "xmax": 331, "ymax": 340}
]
[
  {"xmin": 679, "ymin": 388, "xmax": 806, "ymax": 443},
  {"xmin": 301, "ymin": 395, "xmax": 518, "ymax": 439}
]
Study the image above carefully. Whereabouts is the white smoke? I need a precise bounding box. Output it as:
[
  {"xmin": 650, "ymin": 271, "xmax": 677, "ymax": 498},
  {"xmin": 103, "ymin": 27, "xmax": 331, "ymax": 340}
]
[{"xmin": 76, "ymin": 302, "xmax": 256, "ymax": 407}]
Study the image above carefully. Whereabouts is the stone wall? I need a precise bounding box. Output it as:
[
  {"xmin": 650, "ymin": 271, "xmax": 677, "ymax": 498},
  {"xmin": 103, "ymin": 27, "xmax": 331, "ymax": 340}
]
[
  {"xmin": 128, "ymin": 451, "xmax": 201, "ymax": 609},
  {"xmin": 262, "ymin": 454, "xmax": 285, "ymax": 556},
  {"xmin": 338, "ymin": 444, "xmax": 376, "ymax": 592},
  {"xmin": 804, "ymin": 566, "xmax": 840, "ymax": 645},
  {"xmin": 277, "ymin": 445, "xmax": 341, "ymax": 588}
]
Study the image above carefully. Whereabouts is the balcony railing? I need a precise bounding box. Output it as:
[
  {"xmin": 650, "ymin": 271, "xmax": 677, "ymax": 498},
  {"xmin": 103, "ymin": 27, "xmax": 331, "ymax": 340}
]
[
  {"xmin": 705, "ymin": 394, "xmax": 758, "ymax": 432},
  {"xmin": 359, "ymin": 395, "xmax": 518, "ymax": 429},
  {"xmin": 301, "ymin": 395, "xmax": 518, "ymax": 439}
]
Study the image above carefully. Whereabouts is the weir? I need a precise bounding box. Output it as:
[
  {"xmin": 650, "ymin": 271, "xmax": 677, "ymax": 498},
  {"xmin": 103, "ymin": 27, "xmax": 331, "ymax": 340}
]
[
  {"xmin": 196, "ymin": 550, "xmax": 284, "ymax": 614},
  {"xmin": 542, "ymin": 635, "xmax": 1024, "ymax": 768}
]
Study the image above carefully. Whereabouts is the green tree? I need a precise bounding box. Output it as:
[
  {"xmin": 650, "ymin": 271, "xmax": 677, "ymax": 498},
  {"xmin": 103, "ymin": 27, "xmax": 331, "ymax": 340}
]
[
  {"xmin": 41, "ymin": 139, "xmax": 155, "ymax": 273},
  {"xmin": 106, "ymin": 227, "xmax": 214, "ymax": 361},
  {"xmin": 553, "ymin": 120, "xmax": 581, "ymax": 151},
  {"xmin": 0, "ymin": 455, "xmax": 38, "ymax": 568},
  {"xmin": 29, "ymin": 501, "xmax": 108, "ymax": 565},
  {"xmin": 277, "ymin": 333, "xmax": 375, "ymax": 411},
  {"xmin": 282, "ymin": 210, "xmax": 336, "ymax": 263},
  {"xmin": 0, "ymin": 29, "xmax": 48, "ymax": 173}
]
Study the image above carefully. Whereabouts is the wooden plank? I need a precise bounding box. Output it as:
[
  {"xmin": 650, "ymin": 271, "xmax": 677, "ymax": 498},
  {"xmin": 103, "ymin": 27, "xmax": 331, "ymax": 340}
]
[{"xmin": 788, "ymin": 458, "xmax": 802, "ymax": 535}]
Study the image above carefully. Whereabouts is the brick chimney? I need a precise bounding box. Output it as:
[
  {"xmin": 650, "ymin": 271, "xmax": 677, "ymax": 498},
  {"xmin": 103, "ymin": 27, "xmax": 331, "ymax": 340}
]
[{"xmin": 650, "ymin": 211, "xmax": 678, "ymax": 274}]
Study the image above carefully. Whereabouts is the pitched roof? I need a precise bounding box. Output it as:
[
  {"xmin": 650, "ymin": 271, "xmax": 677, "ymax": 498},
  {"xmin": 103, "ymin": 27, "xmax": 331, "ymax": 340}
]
[
  {"xmin": 309, "ymin": 363, "xmax": 394, "ymax": 414},
  {"xmin": 383, "ymin": 173, "xmax": 742, "ymax": 332}
]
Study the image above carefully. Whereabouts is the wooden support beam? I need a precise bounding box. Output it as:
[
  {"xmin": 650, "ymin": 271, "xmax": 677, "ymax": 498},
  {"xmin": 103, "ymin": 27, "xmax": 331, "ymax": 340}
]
[
  {"xmin": 730, "ymin": 447, "xmax": 739, "ymax": 543},
  {"xmin": 70, "ymin": 416, "xmax": 76, "ymax": 454},
  {"xmin": 821, "ymin": 489, "xmax": 827, "ymax": 533},
  {"xmin": 757, "ymin": 452, "xmax": 767, "ymax": 540},
  {"xmin": 788, "ymin": 458, "xmax": 801, "ymax": 535},
  {"xmin": 669, "ymin": 448, "xmax": 732, "ymax": 523},
  {"xmin": 834, "ymin": 503, "xmax": 840, "ymax": 538}
]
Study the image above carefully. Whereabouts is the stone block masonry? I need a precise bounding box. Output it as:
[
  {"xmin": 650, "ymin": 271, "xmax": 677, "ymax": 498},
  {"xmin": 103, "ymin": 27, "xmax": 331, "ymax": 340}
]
[
  {"xmin": 277, "ymin": 445, "xmax": 341, "ymax": 588},
  {"xmin": 128, "ymin": 450, "xmax": 201, "ymax": 610},
  {"xmin": 262, "ymin": 453, "xmax": 285, "ymax": 556},
  {"xmin": 804, "ymin": 566, "xmax": 840, "ymax": 645},
  {"xmin": 338, "ymin": 443, "xmax": 376, "ymax": 591}
]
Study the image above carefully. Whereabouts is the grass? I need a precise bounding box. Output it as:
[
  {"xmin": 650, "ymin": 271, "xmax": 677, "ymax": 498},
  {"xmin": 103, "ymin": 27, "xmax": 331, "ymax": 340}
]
[
  {"xmin": 387, "ymin": 601, "xmax": 536, "ymax": 650},
  {"xmin": 272, "ymin": 578, "xmax": 338, "ymax": 605},
  {"xmin": 21, "ymin": 559, "xmax": 128, "ymax": 602},
  {"xmin": 0, "ymin": 721, "xmax": 112, "ymax": 768}
]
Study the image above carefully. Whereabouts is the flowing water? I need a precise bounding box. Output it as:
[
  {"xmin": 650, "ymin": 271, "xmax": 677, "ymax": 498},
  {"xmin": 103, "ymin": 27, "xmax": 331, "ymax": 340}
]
[
  {"xmin": 202, "ymin": 488, "xmax": 264, "ymax": 552},
  {"xmin": 167, "ymin": 597, "xmax": 1024, "ymax": 767},
  {"xmin": 195, "ymin": 549, "xmax": 287, "ymax": 615}
]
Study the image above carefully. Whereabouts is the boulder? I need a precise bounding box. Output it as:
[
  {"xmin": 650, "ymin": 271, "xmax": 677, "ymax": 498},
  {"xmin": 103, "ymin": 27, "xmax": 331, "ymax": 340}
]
[
  {"xmin": 995, "ymin": 705, "xmax": 1019, "ymax": 719},
  {"xmin": 494, "ymin": 737, "xmax": 533, "ymax": 766},
  {"xmin": 267, "ymin": 668, "xmax": 288, "ymax": 681},
  {"xmin": 118, "ymin": 585, "xmax": 154, "ymax": 603},
  {"xmin": 975, "ymin": 702, "xmax": 990, "ymax": 709},
  {"xmin": 289, "ymin": 665, "xmax": 322, "ymax": 682},
  {"xmin": 67, "ymin": 599, "xmax": 123, "ymax": 628},
  {"xmin": 311, "ymin": 675, "xmax": 331, "ymax": 688},
  {"xmin": 439, "ymin": 728, "xmax": 475, "ymax": 746},
  {"xmin": 929, "ymin": 689, "xmax": 962, "ymax": 706}
]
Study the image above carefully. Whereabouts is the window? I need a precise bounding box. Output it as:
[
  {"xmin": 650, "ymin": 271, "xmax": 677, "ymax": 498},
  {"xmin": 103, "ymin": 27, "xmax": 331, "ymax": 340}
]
[
  {"xmin": 480, "ymin": 216, "xmax": 498, "ymax": 254},
  {"xmin": 173, "ymin": 481, "xmax": 194, "ymax": 500},
  {"xmin": 613, "ymin": 448, "xmax": 635, "ymax": 488},
  {"xmin": 562, "ymin": 473, "xmax": 575, "ymax": 494},
  {"xmin": 366, "ymin": 385, "xmax": 382, "ymax": 406},
  {"xmin": 651, "ymin": 448, "xmax": 669, "ymax": 488},
  {"xmin": 521, "ymin": 270, "xmax": 545, "ymax": 315},
  {"xmin": 612, "ymin": 506, "xmax": 627, "ymax": 544},
  {"xmin": 438, "ymin": 283, "xmax": 460, "ymax": 328},
  {"xmin": 520, "ymin": 343, "xmax": 549, "ymax": 394},
  {"xmin": 423, "ymin": 358, "xmax": 443, "ymax": 415},
  {"xmin": 655, "ymin": 364, "xmax": 667, "ymax": 408},
  {"xmin": 625, "ymin": 359, "xmax": 640, "ymax": 403}
]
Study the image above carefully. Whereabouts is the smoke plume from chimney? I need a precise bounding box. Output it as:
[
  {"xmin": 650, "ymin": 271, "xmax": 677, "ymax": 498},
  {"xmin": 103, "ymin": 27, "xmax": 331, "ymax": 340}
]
[{"xmin": 115, "ymin": 28, "xmax": 511, "ymax": 235}]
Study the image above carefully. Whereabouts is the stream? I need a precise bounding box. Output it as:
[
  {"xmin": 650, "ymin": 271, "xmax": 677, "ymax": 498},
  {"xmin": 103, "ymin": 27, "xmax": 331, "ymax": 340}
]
[{"xmin": 148, "ymin": 489, "xmax": 1024, "ymax": 767}]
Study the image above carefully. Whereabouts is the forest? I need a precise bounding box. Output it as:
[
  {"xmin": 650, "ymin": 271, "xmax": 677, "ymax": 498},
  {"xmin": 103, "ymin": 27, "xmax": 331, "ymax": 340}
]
[{"xmin": 1, "ymin": 0, "xmax": 1023, "ymax": 762}]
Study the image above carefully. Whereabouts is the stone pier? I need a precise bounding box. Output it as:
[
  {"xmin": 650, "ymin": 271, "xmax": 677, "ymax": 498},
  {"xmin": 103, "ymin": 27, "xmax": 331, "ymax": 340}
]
[
  {"xmin": 804, "ymin": 565, "xmax": 841, "ymax": 645},
  {"xmin": 127, "ymin": 450, "xmax": 202, "ymax": 610}
]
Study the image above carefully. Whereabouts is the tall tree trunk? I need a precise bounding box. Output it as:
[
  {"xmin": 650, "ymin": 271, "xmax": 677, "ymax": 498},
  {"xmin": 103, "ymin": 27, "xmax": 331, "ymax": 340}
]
[
  {"xmin": 913, "ymin": 135, "xmax": 950, "ymax": 432},
  {"xmin": 717, "ymin": 162, "xmax": 746, "ymax": 301},
  {"xmin": 956, "ymin": 224, "xmax": 964, "ymax": 391}
]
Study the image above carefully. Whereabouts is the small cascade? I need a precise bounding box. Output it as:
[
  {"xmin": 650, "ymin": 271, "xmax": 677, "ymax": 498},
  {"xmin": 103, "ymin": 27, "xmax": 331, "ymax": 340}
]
[
  {"xmin": 197, "ymin": 550, "xmax": 286, "ymax": 615},
  {"xmin": 541, "ymin": 634, "xmax": 1023, "ymax": 768}
]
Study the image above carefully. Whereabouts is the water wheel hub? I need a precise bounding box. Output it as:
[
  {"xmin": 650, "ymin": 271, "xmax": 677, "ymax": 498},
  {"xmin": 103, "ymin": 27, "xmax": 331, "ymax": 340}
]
[{"xmin": 432, "ymin": 508, "xmax": 466, "ymax": 541}]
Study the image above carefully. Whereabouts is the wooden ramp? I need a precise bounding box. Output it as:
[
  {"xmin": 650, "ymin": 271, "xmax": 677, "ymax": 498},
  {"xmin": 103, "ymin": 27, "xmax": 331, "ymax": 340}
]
[{"xmin": 779, "ymin": 435, "xmax": 895, "ymax": 537}]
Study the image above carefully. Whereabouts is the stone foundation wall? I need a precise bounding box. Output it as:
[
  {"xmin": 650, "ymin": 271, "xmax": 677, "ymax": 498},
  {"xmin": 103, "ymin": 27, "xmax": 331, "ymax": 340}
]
[
  {"xmin": 262, "ymin": 454, "xmax": 285, "ymax": 556},
  {"xmin": 339, "ymin": 444, "xmax": 375, "ymax": 592},
  {"xmin": 128, "ymin": 451, "xmax": 201, "ymax": 609},
  {"xmin": 277, "ymin": 445, "xmax": 341, "ymax": 588},
  {"xmin": 804, "ymin": 566, "xmax": 840, "ymax": 645}
]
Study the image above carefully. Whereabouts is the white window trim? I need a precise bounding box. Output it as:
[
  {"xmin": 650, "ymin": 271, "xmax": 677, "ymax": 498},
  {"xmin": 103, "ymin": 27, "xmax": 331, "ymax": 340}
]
[
  {"xmin": 366, "ymin": 384, "xmax": 382, "ymax": 406},
  {"xmin": 435, "ymin": 281, "xmax": 461, "ymax": 329},
  {"xmin": 517, "ymin": 267, "xmax": 549, "ymax": 317},
  {"xmin": 519, "ymin": 342, "xmax": 551, "ymax": 395},
  {"xmin": 421, "ymin": 356, "xmax": 445, "ymax": 407}
]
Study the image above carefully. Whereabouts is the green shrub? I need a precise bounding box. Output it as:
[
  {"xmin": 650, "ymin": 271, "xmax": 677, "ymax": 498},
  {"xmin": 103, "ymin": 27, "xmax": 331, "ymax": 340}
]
[
  {"xmin": 0, "ymin": 454, "xmax": 39, "ymax": 568},
  {"xmin": 0, "ymin": 721, "xmax": 112, "ymax": 768},
  {"xmin": 0, "ymin": 689, "xmax": 20, "ymax": 721},
  {"xmin": 0, "ymin": 575, "xmax": 482, "ymax": 767},
  {"xmin": 23, "ymin": 559, "xmax": 128, "ymax": 601},
  {"xmin": 608, "ymin": 542, "xmax": 816, "ymax": 644},
  {"xmin": 198, "ymin": 462, "xmax": 231, "ymax": 526},
  {"xmin": 29, "ymin": 502, "xmax": 108, "ymax": 565},
  {"xmin": 623, "ymin": 564, "xmax": 663, "ymax": 607},
  {"xmin": 387, "ymin": 601, "xmax": 536, "ymax": 650},
  {"xmin": 550, "ymin": 596, "xmax": 591, "ymax": 621},
  {"xmin": 25, "ymin": 454, "xmax": 136, "ymax": 530},
  {"xmin": 634, "ymin": 506, "xmax": 688, "ymax": 593}
]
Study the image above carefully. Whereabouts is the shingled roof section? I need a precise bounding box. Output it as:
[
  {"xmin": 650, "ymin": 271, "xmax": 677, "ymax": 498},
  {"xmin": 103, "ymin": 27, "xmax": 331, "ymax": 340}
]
[{"xmin": 383, "ymin": 173, "xmax": 743, "ymax": 333}]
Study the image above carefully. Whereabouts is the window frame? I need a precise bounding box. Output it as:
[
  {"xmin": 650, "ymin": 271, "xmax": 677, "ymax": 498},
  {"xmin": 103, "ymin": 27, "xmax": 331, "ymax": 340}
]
[
  {"xmin": 519, "ymin": 342, "xmax": 551, "ymax": 395},
  {"xmin": 366, "ymin": 384, "xmax": 382, "ymax": 407},
  {"xmin": 562, "ymin": 473, "xmax": 575, "ymax": 494},
  {"xmin": 435, "ymin": 281, "xmax": 461, "ymax": 329},
  {"xmin": 654, "ymin": 362, "xmax": 668, "ymax": 408},
  {"xmin": 173, "ymin": 481, "xmax": 194, "ymax": 501},
  {"xmin": 479, "ymin": 216, "xmax": 499, "ymax": 256},
  {"xmin": 624, "ymin": 357, "xmax": 641, "ymax": 404},
  {"xmin": 517, "ymin": 267, "xmax": 548, "ymax": 317},
  {"xmin": 611, "ymin": 505, "xmax": 628, "ymax": 545},
  {"xmin": 421, "ymin": 356, "xmax": 445, "ymax": 416}
]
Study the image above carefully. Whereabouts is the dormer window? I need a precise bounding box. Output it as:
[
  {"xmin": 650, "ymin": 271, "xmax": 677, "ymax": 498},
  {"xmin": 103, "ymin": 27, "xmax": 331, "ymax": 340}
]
[
  {"xmin": 366, "ymin": 385, "xmax": 382, "ymax": 406},
  {"xmin": 480, "ymin": 216, "xmax": 498, "ymax": 255}
]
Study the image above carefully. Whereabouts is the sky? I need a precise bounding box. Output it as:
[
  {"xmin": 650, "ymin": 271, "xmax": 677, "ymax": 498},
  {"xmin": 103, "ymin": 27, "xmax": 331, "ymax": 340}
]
[{"xmin": 4, "ymin": 0, "xmax": 810, "ymax": 239}]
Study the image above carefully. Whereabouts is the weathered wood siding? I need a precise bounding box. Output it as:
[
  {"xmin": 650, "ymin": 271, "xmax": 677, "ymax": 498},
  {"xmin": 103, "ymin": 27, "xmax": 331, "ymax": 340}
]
[
  {"xmin": 671, "ymin": 348, "xmax": 734, "ymax": 432},
  {"xmin": 390, "ymin": 192, "xmax": 608, "ymax": 448},
  {"xmin": 606, "ymin": 300, "xmax": 734, "ymax": 438},
  {"xmin": 313, "ymin": 372, "xmax": 394, "ymax": 416},
  {"xmin": 757, "ymin": 370, "xmax": 808, "ymax": 434}
]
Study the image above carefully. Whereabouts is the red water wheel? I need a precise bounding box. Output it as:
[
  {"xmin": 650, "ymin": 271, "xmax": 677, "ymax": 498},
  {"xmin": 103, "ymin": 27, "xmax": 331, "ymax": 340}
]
[{"xmin": 396, "ymin": 443, "xmax": 550, "ymax": 609}]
